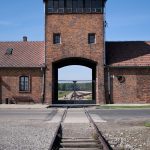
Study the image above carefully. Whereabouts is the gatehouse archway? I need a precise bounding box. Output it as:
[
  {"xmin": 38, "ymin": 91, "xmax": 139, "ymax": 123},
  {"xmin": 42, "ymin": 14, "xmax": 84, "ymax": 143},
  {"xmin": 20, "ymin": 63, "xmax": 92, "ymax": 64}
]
[
  {"xmin": 52, "ymin": 57, "xmax": 97, "ymax": 104},
  {"xmin": 0, "ymin": 77, "xmax": 2, "ymax": 104}
]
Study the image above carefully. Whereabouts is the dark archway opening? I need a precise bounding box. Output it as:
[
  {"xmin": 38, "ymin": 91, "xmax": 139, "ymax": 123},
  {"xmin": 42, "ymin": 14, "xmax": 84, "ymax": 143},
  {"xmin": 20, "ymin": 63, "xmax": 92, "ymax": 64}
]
[
  {"xmin": 0, "ymin": 77, "xmax": 2, "ymax": 104},
  {"xmin": 52, "ymin": 57, "xmax": 97, "ymax": 104}
]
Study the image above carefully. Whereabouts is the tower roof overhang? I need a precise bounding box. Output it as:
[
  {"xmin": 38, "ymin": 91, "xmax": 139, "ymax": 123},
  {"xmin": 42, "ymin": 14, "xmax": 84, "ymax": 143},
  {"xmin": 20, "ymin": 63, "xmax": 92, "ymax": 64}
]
[{"xmin": 43, "ymin": 0, "xmax": 107, "ymax": 4}]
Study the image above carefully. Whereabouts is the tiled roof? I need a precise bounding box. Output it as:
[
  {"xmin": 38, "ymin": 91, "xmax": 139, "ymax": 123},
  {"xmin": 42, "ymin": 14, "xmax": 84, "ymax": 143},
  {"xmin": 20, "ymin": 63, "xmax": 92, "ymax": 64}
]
[
  {"xmin": 106, "ymin": 41, "xmax": 150, "ymax": 67},
  {"xmin": 0, "ymin": 41, "xmax": 45, "ymax": 68}
]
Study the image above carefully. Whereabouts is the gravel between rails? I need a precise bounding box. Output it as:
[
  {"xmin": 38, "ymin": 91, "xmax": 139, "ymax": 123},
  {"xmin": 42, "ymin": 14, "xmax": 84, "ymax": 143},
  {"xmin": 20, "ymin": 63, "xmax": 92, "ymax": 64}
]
[
  {"xmin": 62, "ymin": 123, "xmax": 95, "ymax": 138},
  {"xmin": 0, "ymin": 120, "xmax": 58, "ymax": 150}
]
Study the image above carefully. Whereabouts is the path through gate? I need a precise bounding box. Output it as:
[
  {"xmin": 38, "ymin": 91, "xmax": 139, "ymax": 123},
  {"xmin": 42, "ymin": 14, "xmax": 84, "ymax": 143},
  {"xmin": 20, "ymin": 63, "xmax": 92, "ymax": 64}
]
[{"xmin": 58, "ymin": 80, "xmax": 95, "ymax": 104}]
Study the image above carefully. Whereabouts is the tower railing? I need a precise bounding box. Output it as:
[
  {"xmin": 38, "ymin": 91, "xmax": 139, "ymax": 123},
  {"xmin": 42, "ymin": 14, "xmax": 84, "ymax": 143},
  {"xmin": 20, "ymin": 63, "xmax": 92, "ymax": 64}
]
[{"xmin": 47, "ymin": 8, "xmax": 103, "ymax": 13}]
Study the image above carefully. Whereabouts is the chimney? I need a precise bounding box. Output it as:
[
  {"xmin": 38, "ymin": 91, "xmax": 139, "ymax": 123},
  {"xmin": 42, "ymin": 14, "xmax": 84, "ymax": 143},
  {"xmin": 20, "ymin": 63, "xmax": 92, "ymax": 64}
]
[{"xmin": 23, "ymin": 36, "xmax": 27, "ymax": 42}]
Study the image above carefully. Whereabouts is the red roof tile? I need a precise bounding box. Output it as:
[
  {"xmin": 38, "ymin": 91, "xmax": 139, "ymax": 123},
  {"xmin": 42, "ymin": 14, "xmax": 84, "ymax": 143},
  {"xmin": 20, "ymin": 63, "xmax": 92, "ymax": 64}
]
[
  {"xmin": 0, "ymin": 41, "xmax": 45, "ymax": 68},
  {"xmin": 106, "ymin": 41, "xmax": 150, "ymax": 67}
]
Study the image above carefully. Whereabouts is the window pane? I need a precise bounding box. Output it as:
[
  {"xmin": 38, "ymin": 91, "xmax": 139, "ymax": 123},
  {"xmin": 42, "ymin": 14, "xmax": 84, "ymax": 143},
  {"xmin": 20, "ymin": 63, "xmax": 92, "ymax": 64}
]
[
  {"xmin": 59, "ymin": 0, "xmax": 64, "ymax": 8},
  {"xmin": 92, "ymin": 0, "xmax": 100, "ymax": 9},
  {"xmin": 72, "ymin": 0, "xmax": 78, "ymax": 12},
  {"xmin": 78, "ymin": 0, "xmax": 83, "ymax": 8},
  {"xmin": 20, "ymin": 81, "xmax": 24, "ymax": 91},
  {"xmin": 85, "ymin": 0, "xmax": 91, "ymax": 8},
  {"xmin": 91, "ymin": 0, "xmax": 96, "ymax": 8},
  {"xmin": 54, "ymin": 0, "xmax": 59, "ymax": 8},
  {"xmin": 97, "ymin": 0, "xmax": 101, "ymax": 8},
  {"xmin": 66, "ymin": 0, "xmax": 72, "ymax": 8},
  {"xmin": 20, "ymin": 77, "xmax": 24, "ymax": 83},
  {"xmin": 48, "ymin": 0, "xmax": 53, "ymax": 8},
  {"xmin": 25, "ymin": 77, "xmax": 28, "ymax": 82},
  {"xmin": 88, "ymin": 33, "xmax": 95, "ymax": 44},
  {"xmin": 72, "ymin": 0, "xmax": 78, "ymax": 8},
  {"xmin": 19, "ymin": 76, "xmax": 29, "ymax": 91},
  {"xmin": 25, "ymin": 81, "xmax": 29, "ymax": 91},
  {"xmin": 53, "ymin": 33, "xmax": 61, "ymax": 44}
]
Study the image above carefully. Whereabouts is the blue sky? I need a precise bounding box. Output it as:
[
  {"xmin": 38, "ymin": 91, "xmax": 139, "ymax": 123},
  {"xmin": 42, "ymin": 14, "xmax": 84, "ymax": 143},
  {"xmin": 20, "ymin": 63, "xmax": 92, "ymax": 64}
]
[
  {"xmin": 58, "ymin": 66, "xmax": 92, "ymax": 80},
  {"xmin": 106, "ymin": 0, "xmax": 150, "ymax": 41},
  {"xmin": 0, "ymin": 0, "xmax": 150, "ymax": 41},
  {"xmin": 0, "ymin": 0, "xmax": 150, "ymax": 80},
  {"xmin": 0, "ymin": 0, "xmax": 44, "ymax": 41}
]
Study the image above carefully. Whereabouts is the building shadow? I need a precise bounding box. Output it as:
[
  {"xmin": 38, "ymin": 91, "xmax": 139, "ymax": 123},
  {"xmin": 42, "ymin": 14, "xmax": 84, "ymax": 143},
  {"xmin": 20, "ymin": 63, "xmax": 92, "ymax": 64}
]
[
  {"xmin": 0, "ymin": 78, "xmax": 2, "ymax": 104},
  {"xmin": 106, "ymin": 41, "xmax": 150, "ymax": 65},
  {"xmin": 1, "ymin": 80, "xmax": 11, "ymax": 91}
]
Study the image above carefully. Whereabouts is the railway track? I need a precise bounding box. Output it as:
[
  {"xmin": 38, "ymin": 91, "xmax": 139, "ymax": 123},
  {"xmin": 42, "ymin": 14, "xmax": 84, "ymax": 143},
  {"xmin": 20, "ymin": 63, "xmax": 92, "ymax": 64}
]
[{"xmin": 49, "ymin": 108, "xmax": 112, "ymax": 150}]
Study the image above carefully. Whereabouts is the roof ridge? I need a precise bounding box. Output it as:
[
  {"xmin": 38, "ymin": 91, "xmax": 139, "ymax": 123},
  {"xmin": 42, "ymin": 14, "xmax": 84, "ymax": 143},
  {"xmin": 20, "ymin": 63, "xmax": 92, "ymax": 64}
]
[
  {"xmin": 0, "ymin": 41, "xmax": 44, "ymax": 43},
  {"xmin": 106, "ymin": 41, "xmax": 150, "ymax": 42}
]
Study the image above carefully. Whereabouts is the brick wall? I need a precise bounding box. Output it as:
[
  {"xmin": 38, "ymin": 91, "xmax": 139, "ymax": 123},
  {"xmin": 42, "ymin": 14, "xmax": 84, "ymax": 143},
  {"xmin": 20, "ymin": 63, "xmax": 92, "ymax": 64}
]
[
  {"xmin": 110, "ymin": 68, "xmax": 150, "ymax": 103},
  {"xmin": 0, "ymin": 68, "xmax": 43, "ymax": 103},
  {"xmin": 45, "ymin": 14, "xmax": 105, "ymax": 104}
]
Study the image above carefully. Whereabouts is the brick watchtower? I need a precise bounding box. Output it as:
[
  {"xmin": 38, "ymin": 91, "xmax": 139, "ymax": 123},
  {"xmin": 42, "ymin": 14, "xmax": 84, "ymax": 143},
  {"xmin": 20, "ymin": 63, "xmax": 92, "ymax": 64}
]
[{"xmin": 43, "ymin": 0, "xmax": 107, "ymax": 104}]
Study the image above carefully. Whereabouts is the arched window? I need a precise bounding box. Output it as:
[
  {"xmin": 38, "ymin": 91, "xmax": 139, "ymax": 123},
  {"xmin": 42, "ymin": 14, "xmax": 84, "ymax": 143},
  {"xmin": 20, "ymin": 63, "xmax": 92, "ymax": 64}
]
[{"xmin": 19, "ymin": 76, "xmax": 30, "ymax": 92}]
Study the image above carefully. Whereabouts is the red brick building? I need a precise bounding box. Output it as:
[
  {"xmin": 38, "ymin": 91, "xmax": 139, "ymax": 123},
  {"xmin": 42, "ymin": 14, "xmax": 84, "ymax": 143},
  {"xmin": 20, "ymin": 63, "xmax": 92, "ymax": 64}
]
[
  {"xmin": 106, "ymin": 41, "xmax": 150, "ymax": 104},
  {"xmin": 0, "ymin": 39, "xmax": 45, "ymax": 104},
  {"xmin": 0, "ymin": 0, "xmax": 150, "ymax": 104}
]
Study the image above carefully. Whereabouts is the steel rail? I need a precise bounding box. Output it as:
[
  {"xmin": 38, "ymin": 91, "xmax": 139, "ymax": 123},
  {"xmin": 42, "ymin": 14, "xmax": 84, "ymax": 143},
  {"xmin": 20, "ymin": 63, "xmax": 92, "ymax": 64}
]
[
  {"xmin": 84, "ymin": 108, "xmax": 113, "ymax": 150},
  {"xmin": 49, "ymin": 108, "xmax": 68, "ymax": 150}
]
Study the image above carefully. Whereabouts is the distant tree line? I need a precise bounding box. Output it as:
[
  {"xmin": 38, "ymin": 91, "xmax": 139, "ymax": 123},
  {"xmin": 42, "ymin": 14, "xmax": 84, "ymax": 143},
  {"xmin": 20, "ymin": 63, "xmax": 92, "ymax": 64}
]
[{"xmin": 58, "ymin": 82, "xmax": 92, "ymax": 91}]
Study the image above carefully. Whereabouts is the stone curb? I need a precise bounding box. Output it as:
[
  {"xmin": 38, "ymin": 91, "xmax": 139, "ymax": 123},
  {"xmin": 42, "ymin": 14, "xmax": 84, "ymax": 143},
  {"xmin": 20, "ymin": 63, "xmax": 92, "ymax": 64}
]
[
  {"xmin": 0, "ymin": 104, "xmax": 49, "ymax": 109},
  {"xmin": 101, "ymin": 104, "xmax": 150, "ymax": 106}
]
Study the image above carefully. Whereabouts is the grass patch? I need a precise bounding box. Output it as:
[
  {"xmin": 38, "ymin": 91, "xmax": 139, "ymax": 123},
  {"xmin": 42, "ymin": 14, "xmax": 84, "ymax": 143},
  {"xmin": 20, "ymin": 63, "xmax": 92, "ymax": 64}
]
[
  {"xmin": 97, "ymin": 105, "xmax": 150, "ymax": 109},
  {"xmin": 58, "ymin": 91, "xmax": 71, "ymax": 98},
  {"xmin": 144, "ymin": 122, "xmax": 150, "ymax": 127}
]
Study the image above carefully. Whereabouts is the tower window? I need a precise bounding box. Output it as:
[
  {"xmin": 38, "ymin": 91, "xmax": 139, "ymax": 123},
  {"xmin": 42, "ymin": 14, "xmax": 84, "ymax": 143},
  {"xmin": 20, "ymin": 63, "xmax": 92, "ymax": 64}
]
[
  {"xmin": 19, "ymin": 76, "xmax": 30, "ymax": 92},
  {"xmin": 54, "ymin": 0, "xmax": 59, "ymax": 8},
  {"xmin": 85, "ymin": 0, "xmax": 91, "ymax": 8},
  {"xmin": 88, "ymin": 33, "xmax": 96, "ymax": 44},
  {"xmin": 47, "ymin": 0, "xmax": 103, "ymax": 13},
  {"xmin": 59, "ymin": 0, "xmax": 64, "ymax": 8},
  {"xmin": 92, "ymin": 0, "xmax": 101, "ymax": 9},
  {"xmin": 53, "ymin": 33, "xmax": 61, "ymax": 44},
  {"xmin": 48, "ymin": 0, "xmax": 53, "ymax": 12},
  {"xmin": 72, "ymin": 0, "xmax": 78, "ymax": 12}
]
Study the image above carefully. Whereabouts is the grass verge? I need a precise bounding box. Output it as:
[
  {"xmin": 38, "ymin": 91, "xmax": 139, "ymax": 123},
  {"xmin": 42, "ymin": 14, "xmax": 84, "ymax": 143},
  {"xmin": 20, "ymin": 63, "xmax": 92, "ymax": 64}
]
[
  {"xmin": 58, "ymin": 91, "xmax": 71, "ymax": 98},
  {"xmin": 144, "ymin": 122, "xmax": 150, "ymax": 127},
  {"xmin": 97, "ymin": 105, "xmax": 150, "ymax": 109}
]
